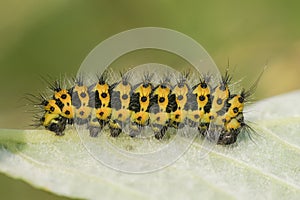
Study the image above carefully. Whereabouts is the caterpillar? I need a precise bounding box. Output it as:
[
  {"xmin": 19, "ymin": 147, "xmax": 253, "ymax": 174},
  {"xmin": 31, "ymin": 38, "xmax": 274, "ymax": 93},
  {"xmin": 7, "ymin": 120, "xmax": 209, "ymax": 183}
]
[{"xmin": 32, "ymin": 67, "xmax": 259, "ymax": 145}]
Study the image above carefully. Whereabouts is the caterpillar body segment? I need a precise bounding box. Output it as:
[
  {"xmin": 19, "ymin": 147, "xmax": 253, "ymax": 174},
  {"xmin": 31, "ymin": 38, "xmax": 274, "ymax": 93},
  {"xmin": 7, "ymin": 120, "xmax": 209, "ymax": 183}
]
[
  {"xmin": 109, "ymin": 74, "xmax": 132, "ymax": 137},
  {"xmin": 70, "ymin": 83, "xmax": 92, "ymax": 125},
  {"xmin": 89, "ymin": 73, "xmax": 116, "ymax": 137},
  {"xmin": 128, "ymin": 74, "xmax": 154, "ymax": 137},
  {"xmin": 39, "ymin": 83, "xmax": 74, "ymax": 136},
  {"xmin": 186, "ymin": 76, "xmax": 212, "ymax": 132},
  {"xmin": 149, "ymin": 77, "xmax": 174, "ymax": 139},
  {"xmin": 168, "ymin": 75, "xmax": 190, "ymax": 129}
]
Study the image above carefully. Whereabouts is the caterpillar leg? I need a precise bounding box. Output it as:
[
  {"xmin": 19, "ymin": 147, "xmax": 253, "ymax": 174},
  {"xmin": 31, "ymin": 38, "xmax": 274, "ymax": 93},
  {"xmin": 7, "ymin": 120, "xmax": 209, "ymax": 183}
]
[
  {"xmin": 129, "ymin": 111, "xmax": 150, "ymax": 137},
  {"xmin": 109, "ymin": 119, "xmax": 122, "ymax": 137},
  {"xmin": 129, "ymin": 123, "xmax": 142, "ymax": 137},
  {"xmin": 88, "ymin": 109, "xmax": 102, "ymax": 137},
  {"xmin": 150, "ymin": 112, "xmax": 170, "ymax": 139},
  {"xmin": 153, "ymin": 125, "xmax": 168, "ymax": 140},
  {"xmin": 109, "ymin": 108, "xmax": 131, "ymax": 137}
]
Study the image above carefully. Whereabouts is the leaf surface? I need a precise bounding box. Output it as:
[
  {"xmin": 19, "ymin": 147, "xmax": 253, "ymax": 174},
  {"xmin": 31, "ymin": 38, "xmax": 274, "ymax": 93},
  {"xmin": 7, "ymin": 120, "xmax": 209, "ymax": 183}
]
[{"xmin": 0, "ymin": 91, "xmax": 300, "ymax": 200}]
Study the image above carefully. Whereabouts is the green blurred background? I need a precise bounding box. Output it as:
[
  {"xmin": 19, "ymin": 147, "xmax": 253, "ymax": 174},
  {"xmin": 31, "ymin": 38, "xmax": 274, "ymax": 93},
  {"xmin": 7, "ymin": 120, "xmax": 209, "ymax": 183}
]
[{"xmin": 0, "ymin": 0, "xmax": 299, "ymax": 199}]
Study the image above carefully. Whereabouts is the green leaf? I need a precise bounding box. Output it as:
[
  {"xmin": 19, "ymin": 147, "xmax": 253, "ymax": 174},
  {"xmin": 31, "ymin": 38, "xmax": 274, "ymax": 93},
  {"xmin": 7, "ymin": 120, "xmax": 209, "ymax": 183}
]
[{"xmin": 0, "ymin": 91, "xmax": 300, "ymax": 200}]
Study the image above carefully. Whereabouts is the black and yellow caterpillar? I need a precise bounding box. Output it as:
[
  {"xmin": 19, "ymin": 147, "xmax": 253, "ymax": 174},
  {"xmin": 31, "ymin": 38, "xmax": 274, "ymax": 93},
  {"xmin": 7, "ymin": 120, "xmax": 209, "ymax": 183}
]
[{"xmin": 36, "ymin": 69, "xmax": 255, "ymax": 145}]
